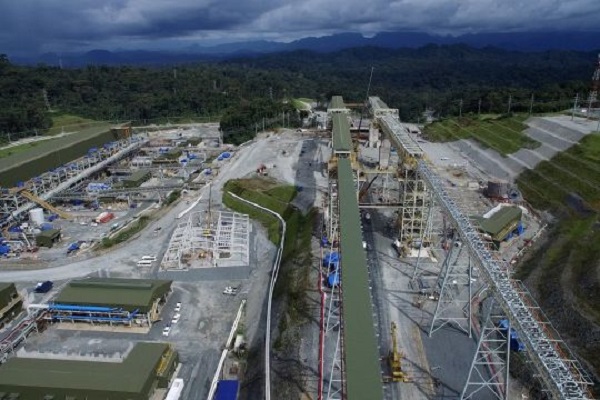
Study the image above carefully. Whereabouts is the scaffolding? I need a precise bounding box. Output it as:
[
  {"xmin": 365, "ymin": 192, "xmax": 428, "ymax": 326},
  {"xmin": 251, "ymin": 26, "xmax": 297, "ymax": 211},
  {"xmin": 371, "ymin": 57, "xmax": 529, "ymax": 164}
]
[{"xmin": 161, "ymin": 211, "xmax": 250, "ymax": 270}]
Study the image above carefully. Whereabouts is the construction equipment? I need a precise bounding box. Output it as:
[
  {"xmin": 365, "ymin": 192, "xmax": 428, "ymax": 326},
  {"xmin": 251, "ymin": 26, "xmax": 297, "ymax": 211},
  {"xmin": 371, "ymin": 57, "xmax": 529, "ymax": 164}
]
[
  {"xmin": 389, "ymin": 322, "xmax": 408, "ymax": 382},
  {"xmin": 19, "ymin": 190, "xmax": 72, "ymax": 220}
]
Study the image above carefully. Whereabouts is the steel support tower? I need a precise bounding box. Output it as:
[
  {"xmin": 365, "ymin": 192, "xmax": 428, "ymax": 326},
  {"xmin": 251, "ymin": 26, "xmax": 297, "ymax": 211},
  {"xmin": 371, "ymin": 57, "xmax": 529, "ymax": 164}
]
[{"xmin": 461, "ymin": 298, "xmax": 511, "ymax": 400}]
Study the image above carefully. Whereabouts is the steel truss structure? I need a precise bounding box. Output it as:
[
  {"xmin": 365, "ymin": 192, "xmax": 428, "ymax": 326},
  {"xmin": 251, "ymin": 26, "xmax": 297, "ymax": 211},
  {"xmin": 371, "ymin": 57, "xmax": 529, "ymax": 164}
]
[
  {"xmin": 375, "ymin": 112, "xmax": 430, "ymax": 247},
  {"xmin": 161, "ymin": 210, "xmax": 250, "ymax": 270},
  {"xmin": 0, "ymin": 136, "xmax": 147, "ymax": 227},
  {"xmin": 418, "ymin": 161, "xmax": 594, "ymax": 399},
  {"xmin": 461, "ymin": 298, "xmax": 510, "ymax": 400},
  {"xmin": 429, "ymin": 241, "xmax": 473, "ymax": 337},
  {"xmin": 322, "ymin": 179, "xmax": 344, "ymax": 400}
]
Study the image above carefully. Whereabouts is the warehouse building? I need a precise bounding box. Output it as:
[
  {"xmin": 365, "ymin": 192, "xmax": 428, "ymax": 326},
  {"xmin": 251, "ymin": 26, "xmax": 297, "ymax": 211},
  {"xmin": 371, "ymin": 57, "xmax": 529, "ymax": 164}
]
[
  {"xmin": 0, "ymin": 283, "xmax": 23, "ymax": 328},
  {"xmin": 51, "ymin": 278, "xmax": 172, "ymax": 327},
  {"xmin": 476, "ymin": 206, "xmax": 523, "ymax": 244},
  {"xmin": 0, "ymin": 342, "xmax": 178, "ymax": 400}
]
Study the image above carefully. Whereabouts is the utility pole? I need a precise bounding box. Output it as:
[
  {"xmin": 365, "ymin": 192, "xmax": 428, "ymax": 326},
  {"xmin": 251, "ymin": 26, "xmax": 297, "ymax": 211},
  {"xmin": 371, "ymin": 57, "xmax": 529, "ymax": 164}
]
[
  {"xmin": 477, "ymin": 98, "xmax": 482, "ymax": 117},
  {"xmin": 572, "ymin": 93, "xmax": 579, "ymax": 120},
  {"xmin": 459, "ymin": 99, "xmax": 463, "ymax": 118},
  {"xmin": 507, "ymin": 95, "xmax": 512, "ymax": 114},
  {"xmin": 529, "ymin": 93, "xmax": 534, "ymax": 116}
]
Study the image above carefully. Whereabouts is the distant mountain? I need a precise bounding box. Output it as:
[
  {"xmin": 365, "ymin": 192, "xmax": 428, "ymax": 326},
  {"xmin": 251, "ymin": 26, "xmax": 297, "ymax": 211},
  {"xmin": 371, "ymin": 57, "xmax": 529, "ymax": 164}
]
[{"xmin": 11, "ymin": 30, "xmax": 600, "ymax": 66}]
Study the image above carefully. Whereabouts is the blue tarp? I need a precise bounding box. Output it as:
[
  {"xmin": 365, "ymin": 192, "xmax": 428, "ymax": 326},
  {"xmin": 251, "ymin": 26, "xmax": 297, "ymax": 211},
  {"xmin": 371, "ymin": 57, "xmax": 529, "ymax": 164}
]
[
  {"xmin": 40, "ymin": 223, "xmax": 54, "ymax": 231},
  {"xmin": 327, "ymin": 272, "xmax": 340, "ymax": 287},
  {"xmin": 215, "ymin": 380, "xmax": 239, "ymax": 400},
  {"xmin": 498, "ymin": 319, "xmax": 525, "ymax": 352},
  {"xmin": 220, "ymin": 152, "xmax": 232, "ymax": 159},
  {"xmin": 323, "ymin": 252, "xmax": 340, "ymax": 270},
  {"xmin": 0, "ymin": 245, "xmax": 10, "ymax": 255}
]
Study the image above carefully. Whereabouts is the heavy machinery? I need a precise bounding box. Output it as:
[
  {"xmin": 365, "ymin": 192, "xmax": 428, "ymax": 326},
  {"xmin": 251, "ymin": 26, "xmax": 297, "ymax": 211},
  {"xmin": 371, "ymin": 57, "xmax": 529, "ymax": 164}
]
[{"xmin": 389, "ymin": 322, "xmax": 408, "ymax": 382}]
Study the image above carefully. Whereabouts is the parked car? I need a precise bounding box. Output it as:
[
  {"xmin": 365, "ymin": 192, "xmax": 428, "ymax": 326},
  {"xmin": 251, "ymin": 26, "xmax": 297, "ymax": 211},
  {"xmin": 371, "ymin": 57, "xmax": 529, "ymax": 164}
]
[
  {"xmin": 162, "ymin": 325, "xmax": 171, "ymax": 337},
  {"xmin": 171, "ymin": 313, "xmax": 181, "ymax": 324},
  {"xmin": 174, "ymin": 302, "xmax": 182, "ymax": 313},
  {"xmin": 34, "ymin": 281, "xmax": 53, "ymax": 293}
]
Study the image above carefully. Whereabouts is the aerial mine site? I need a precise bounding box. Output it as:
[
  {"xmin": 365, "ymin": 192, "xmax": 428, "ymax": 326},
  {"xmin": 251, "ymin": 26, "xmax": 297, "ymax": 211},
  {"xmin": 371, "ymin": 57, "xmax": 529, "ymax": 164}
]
[{"xmin": 0, "ymin": 8, "xmax": 600, "ymax": 400}]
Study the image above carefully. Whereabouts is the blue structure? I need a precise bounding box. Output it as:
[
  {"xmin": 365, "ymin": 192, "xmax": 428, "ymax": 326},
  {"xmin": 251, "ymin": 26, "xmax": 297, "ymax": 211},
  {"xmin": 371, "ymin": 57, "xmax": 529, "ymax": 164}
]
[
  {"xmin": 498, "ymin": 319, "xmax": 525, "ymax": 352},
  {"xmin": 215, "ymin": 380, "xmax": 239, "ymax": 400},
  {"xmin": 327, "ymin": 272, "xmax": 340, "ymax": 287},
  {"xmin": 48, "ymin": 303, "xmax": 140, "ymax": 324},
  {"xmin": 323, "ymin": 252, "xmax": 340, "ymax": 270}
]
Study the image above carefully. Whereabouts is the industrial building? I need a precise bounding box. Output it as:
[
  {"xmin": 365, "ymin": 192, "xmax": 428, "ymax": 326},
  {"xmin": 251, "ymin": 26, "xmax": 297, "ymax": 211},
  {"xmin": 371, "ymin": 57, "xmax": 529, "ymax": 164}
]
[
  {"xmin": 0, "ymin": 342, "xmax": 178, "ymax": 400},
  {"xmin": 0, "ymin": 283, "xmax": 22, "ymax": 328},
  {"xmin": 122, "ymin": 169, "xmax": 151, "ymax": 188},
  {"xmin": 35, "ymin": 228, "xmax": 62, "ymax": 248},
  {"xmin": 477, "ymin": 206, "xmax": 523, "ymax": 242},
  {"xmin": 51, "ymin": 278, "xmax": 172, "ymax": 327}
]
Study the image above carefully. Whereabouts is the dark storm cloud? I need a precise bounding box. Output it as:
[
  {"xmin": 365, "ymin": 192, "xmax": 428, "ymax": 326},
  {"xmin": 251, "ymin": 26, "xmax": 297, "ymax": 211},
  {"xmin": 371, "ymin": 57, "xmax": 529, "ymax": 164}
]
[{"xmin": 1, "ymin": 0, "xmax": 599, "ymax": 55}]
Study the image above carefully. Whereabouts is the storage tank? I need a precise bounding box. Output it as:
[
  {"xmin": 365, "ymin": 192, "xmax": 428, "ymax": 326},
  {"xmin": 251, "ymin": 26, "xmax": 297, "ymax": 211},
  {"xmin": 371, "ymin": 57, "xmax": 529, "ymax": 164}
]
[
  {"xmin": 487, "ymin": 180, "xmax": 509, "ymax": 198},
  {"xmin": 29, "ymin": 208, "xmax": 45, "ymax": 227}
]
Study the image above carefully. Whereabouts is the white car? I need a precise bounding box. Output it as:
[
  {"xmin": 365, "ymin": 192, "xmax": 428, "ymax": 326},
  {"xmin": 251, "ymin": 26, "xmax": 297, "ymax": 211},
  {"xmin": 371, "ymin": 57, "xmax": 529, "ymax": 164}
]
[
  {"xmin": 223, "ymin": 286, "xmax": 238, "ymax": 295},
  {"xmin": 174, "ymin": 302, "xmax": 182, "ymax": 312},
  {"xmin": 171, "ymin": 313, "xmax": 181, "ymax": 324},
  {"xmin": 162, "ymin": 326, "xmax": 171, "ymax": 337},
  {"xmin": 141, "ymin": 255, "xmax": 157, "ymax": 262}
]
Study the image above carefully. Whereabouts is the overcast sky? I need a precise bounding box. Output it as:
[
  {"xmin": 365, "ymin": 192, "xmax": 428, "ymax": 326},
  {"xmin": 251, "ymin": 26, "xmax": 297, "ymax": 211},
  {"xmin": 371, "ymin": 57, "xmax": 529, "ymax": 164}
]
[{"xmin": 1, "ymin": 0, "xmax": 599, "ymax": 55}]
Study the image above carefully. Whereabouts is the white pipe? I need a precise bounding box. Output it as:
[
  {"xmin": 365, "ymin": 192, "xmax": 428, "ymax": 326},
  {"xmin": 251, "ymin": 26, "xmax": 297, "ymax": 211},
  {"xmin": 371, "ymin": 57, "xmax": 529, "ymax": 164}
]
[
  {"xmin": 205, "ymin": 299, "xmax": 246, "ymax": 400},
  {"xmin": 227, "ymin": 192, "xmax": 286, "ymax": 400}
]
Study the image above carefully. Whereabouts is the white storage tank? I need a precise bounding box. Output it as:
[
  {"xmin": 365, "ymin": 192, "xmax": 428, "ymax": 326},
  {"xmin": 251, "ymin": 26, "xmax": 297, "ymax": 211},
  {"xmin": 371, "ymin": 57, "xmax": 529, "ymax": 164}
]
[{"xmin": 29, "ymin": 208, "xmax": 44, "ymax": 227}]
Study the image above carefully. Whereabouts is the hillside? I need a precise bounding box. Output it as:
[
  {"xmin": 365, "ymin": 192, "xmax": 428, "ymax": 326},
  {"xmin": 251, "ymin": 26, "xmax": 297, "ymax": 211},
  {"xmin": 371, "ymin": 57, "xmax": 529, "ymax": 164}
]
[{"xmin": 516, "ymin": 133, "xmax": 600, "ymax": 382}]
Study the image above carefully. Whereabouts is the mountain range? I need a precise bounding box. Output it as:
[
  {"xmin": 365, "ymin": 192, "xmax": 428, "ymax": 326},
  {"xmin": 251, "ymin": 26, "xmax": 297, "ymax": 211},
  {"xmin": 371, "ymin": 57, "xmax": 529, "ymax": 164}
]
[{"xmin": 12, "ymin": 30, "xmax": 600, "ymax": 67}]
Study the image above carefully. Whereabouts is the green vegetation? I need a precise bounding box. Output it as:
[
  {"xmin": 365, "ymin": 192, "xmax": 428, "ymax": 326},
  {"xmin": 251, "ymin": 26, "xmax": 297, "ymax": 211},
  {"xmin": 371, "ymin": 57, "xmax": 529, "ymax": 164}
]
[
  {"xmin": 515, "ymin": 133, "xmax": 600, "ymax": 382},
  {"xmin": 0, "ymin": 140, "xmax": 42, "ymax": 158},
  {"xmin": 291, "ymin": 98, "xmax": 310, "ymax": 110},
  {"xmin": 165, "ymin": 190, "xmax": 181, "ymax": 205},
  {"xmin": 0, "ymin": 46, "xmax": 593, "ymax": 145},
  {"xmin": 423, "ymin": 114, "xmax": 539, "ymax": 156},
  {"xmin": 222, "ymin": 178, "xmax": 314, "ymax": 353},
  {"xmin": 46, "ymin": 113, "xmax": 98, "ymax": 136},
  {"xmin": 297, "ymin": 98, "xmax": 314, "ymax": 103},
  {"xmin": 101, "ymin": 216, "xmax": 150, "ymax": 248}
]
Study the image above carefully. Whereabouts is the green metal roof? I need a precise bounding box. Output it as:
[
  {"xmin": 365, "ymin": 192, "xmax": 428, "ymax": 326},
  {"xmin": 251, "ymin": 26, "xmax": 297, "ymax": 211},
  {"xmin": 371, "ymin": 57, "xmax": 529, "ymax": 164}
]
[
  {"xmin": 338, "ymin": 158, "xmax": 384, "ymax": 400},
  {"xmin": 35, "ymin": 229, "xmax": 61, "ymax": 239},
  {"xmin": 332, "ymin": 113, "xmax": 352, "ymax": 153},
  {"xmin": 0, "ymin": 342, "xmax": 170, "ymax": 395},
  {"xmin": 477, "ymin": 206, "xmax": 522, "ymax": 238},
  {"xmin": 54, "ymin": 278, "xmax": 172, "ymax": 313},
  {"xmin": 329, "ymin": 96, "xmax": 346, "ymax": 110}
]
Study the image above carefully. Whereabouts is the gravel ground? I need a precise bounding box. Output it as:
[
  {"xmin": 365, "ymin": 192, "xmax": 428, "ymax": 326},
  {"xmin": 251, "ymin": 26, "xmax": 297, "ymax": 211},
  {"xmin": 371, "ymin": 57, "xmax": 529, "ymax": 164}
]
[{"xmin": 0, "ymin": 130, "xmax": 314, "ymax": 400}]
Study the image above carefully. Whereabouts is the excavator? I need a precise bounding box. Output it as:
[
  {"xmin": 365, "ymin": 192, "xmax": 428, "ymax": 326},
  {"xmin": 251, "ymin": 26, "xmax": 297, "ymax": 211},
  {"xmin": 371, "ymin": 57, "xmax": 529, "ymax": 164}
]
[{"xmin": 389, "ymin": 322, "xmax": 408, "ymax": 382}]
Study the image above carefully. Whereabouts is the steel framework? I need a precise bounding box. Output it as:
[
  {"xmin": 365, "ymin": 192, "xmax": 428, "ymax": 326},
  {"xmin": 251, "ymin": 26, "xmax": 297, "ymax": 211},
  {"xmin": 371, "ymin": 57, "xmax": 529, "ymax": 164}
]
[
  {"xmin": 418, "ymin": 161, "xmax": 593, "ymax": 399},
  {"xmin": 429, "ymin": 242, "xmax": 473, "ymax": 337},
  {"xmin": 323, "ymin": 167, "xmax": 344, "ymax": 400},
  {"xmin": 161, "ymin": 210, "xmax": 250, "ymax": 270},
  {"xmin": 0, "ymin": 136, "xmax": 146, "ymax": 227},
  {"xmin": 461, "ymin": 298, "xmax": 510, "ymax": 400}
]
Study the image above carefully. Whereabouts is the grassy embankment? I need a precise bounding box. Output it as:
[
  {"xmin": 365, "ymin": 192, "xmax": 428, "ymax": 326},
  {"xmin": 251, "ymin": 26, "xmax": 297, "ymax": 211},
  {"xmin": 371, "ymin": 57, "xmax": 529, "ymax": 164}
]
[
  {"xmin": 0, "ymin": 114, "xmax": 98, "ymax": 158},
  {"xmin": 223, "ymin": 178, "xmax": 316, "ymax": 350},
  {"xmin": 422, "ymin": 114, "xmax": 539, "ymax": 156},
  {"xmin": 514, "ymin": 133, "xmax": 600, "ymax": 383}
]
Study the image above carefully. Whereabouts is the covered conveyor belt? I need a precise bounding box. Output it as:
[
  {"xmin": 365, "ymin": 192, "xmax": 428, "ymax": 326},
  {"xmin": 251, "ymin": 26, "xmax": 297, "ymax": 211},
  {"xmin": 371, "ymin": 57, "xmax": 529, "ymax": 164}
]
[{"xmin": 337, "ymin": 158, "xmax": 383, "ymax": 400}]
